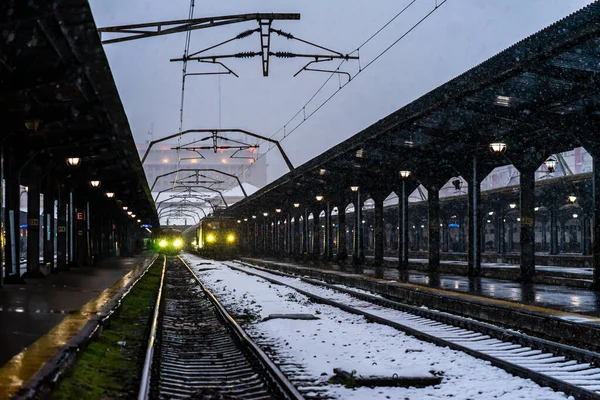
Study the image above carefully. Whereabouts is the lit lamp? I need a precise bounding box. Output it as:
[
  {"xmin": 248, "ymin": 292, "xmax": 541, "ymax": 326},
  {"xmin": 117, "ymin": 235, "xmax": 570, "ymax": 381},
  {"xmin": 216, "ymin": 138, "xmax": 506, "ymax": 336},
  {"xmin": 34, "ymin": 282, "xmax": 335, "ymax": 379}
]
[
  {"xmin": 293, "ymin": 203, "xmax": 300, "ymax": 208},
  {"xmin": 568, "ymin": 194, "xmax": 577, "ymax": 204},
  {"xmin": 66, "ymin": 157, "xmax": 81, "ymax": 167},
  {"xmin": 244, "ymin": 218, "xmax": 248, "ymax": 222},
  {"xmin": 544, "ymin": 156, "xmax": 558, "ymax": 173},
  {"xmin": 105, "ymin": 192, "xmax": 115, "ymax": 198},
  {"xmin": 275, "ymin": 208, "xmax": 281, "ymax": 213},
  {"xmin": 263, "ymin": 212, "xmax": 269, "ymax": 217},
  {"xmin": 315, "ymin": 195, "xmax": 324, "ymax": 201},
  {"xmin": 131, "ymin": 214, "xmax": 136, "ymax": 218},
  {"xmin": 252, "ymin": 215, "xmax": 256, "ymax": 219},
  {"xmin": 509, "ymin": 203, "xmax": 517, "ymax": 209},
  {"xmin": 89, "ymin": 180, "xmax": 101, "ymax": 188},
  {"xmin": 399, "ymin": 170, "xmax": 411, "ymax": 179},
  {"xmin": 122, "ymin": 206, "xmax": 128, "ymax": 211},
  {"xmin": 237, "ymin": 220, "xmax": 241, "ymax": 223},
  {"xmin": 127, "ymin": 211, "xmax": 133, "ymax": 215},
  {"xmin": 489, "ymin": 142, "xmax": 507, "ymax": 154},
  {"xmin": 350, "ymin": 186, "xmax": 359, "ymax": 192},
  {"xmin": 24, "ymin": 119, "xmax": 41, "ymax": 131},
  {"xmin": 137, "ymin": 219, "xmax": 141, "ymax": 223}
]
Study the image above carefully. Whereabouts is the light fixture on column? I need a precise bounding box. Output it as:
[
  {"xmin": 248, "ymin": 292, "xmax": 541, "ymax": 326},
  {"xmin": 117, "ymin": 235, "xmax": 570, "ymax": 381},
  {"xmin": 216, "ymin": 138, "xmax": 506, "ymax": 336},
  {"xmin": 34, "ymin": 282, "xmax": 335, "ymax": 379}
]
[
  {"xmin": 263, "ymin": 212, "xmax": 269, "ymax": 217},
  {"xmin": 105, "ymin": 192, "xmax": 115, "ymax": 198},
  {"xmin": 89, "ymin": 180, "xmax": 101, "ymax": 188},
  {"xmin": 237, "ymin": 220, "xmax": 241, "ymax": 223},
  {"xmin": 544, "ymin": 156, "xmax": 558, "ymax": 173},
  {"xmin": 509, "ymin": 203, "xmax": 517, "ymax": 209},
  {"xmin": 488, "ymin": 211, "xmax": 494, "ymax": 215},
  {"xmin": 66, "ymin": 157, "xmax": 81, "ymax": 167},
  {"xmin": 568, "ymin": 194, "xmax": 577, "ymax": 204},
  {"xmin": 315, "ymin": 195, "xmax": 324, "ymax": 201},
  {"xmin": 137, "ymin": 219, "xmax": 141, "ymax": 223},
  {"xmin": 244, "ymin": 218, "xmax": 248, "ymax": 221},
  {"xmin": 24, "ymin": 119, "xmax": 41, "ymax": 132},
  {"xmin": 350, "ymin": 186, "xmax": 359, "ymax": 192},
  {"xmin": 489, "ymin": 141, "xmax": 507, "ymax": 154},
  {"xmin": 573, "ymin": 213, "xmax": 579, "ymax": 219},
  {"xmin": 122, "ymin": 206, "xmax": 128, "ymax": 211},
  {"xmin": 131, "ymin": 214, "xmax": 136, "ymax": 218},
  {"xmin": 275, "ymin": 208, "xmax": 281, "ymax": 213},
  {"xmin": 293, "ymin": 203, "xmax": 300, "ymax": 208},
  {"xmin": 252, "ymin": 215, "xmax": 257, "ymax": 219},
  {"xmin": 127, "ymin": 211, "xmax": 133, "ymax": 215},
  {"xmin": 399, "ymin": 170, "xmax": 411, "ymax": 179}
]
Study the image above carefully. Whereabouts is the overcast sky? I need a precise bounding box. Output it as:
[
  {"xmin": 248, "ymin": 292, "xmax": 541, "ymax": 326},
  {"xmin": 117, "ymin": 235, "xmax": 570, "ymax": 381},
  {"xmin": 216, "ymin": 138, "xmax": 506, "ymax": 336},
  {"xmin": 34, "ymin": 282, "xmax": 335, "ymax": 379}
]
[{"xmin": 90, "ymin": 0, "xmax": 594, "ymax": 185}]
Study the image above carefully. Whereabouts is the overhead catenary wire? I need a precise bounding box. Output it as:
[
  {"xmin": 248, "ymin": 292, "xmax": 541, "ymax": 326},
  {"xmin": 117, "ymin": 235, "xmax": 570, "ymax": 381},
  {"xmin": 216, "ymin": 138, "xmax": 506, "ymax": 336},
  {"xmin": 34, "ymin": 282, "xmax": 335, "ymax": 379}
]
[{"xmin": 234, "ymin": 0, "xmax": 448, "ymax": 181}]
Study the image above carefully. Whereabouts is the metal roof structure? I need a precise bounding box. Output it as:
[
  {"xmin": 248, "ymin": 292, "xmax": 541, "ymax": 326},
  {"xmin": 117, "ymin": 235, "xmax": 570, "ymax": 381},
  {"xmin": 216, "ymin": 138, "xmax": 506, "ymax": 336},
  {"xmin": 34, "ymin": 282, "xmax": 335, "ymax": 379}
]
[
  {"xmin": 0, "ymin": 0, "xmax": 157, "ymax": 225},
  {"xmin": 222, "ymin": 1, "xmax": 600, "ymax": 216}
]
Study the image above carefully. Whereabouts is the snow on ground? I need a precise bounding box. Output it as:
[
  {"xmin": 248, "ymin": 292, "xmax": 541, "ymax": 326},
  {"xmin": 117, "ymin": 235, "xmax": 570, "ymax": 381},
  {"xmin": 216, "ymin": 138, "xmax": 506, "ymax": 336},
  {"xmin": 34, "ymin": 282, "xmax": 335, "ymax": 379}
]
[{"xmin": 182, "ymin": 254, "xmax": 570, "ymax": 400}]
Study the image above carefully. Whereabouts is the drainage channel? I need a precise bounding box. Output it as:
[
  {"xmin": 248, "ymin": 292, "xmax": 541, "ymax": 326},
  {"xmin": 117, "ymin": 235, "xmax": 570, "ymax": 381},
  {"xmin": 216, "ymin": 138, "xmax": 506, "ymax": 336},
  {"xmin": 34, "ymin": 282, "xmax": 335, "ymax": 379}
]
[
  {"xmin": 223, "ymin": 260, "xmax": 600, "ymax": 400},
  {"xmin": 139, "ymin": 256, "xmax": 304, "ymax": 400}
]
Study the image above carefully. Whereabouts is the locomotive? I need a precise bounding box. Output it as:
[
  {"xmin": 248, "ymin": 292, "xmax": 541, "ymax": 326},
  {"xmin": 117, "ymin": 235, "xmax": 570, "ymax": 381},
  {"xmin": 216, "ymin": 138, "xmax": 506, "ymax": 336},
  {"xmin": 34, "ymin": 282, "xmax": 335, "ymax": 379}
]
[
  {"xmin": 155, "ymin": 228, "xmax": 184, "ymax": 255},
  {"xmin": 183, "ymin": 216, "xmax": 240, "ymax": 259}
]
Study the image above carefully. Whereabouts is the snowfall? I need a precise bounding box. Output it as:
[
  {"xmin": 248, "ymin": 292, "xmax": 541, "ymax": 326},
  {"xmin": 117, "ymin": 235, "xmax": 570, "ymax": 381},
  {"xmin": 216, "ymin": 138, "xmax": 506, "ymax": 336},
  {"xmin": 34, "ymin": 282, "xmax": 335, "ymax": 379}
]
[{"xmin": 182, "ymin": 253, "xmax": 573, "ymax": 400}]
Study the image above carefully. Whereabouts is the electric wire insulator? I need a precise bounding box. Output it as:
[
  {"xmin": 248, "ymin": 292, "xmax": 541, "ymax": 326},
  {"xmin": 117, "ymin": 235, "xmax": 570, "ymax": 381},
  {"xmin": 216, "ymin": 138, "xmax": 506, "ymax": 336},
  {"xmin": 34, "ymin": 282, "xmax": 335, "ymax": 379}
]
[
  {"xmin": 272, "ymin": 51, "xmax": 296, "ymax": 58},
  {"xmin": 236, "ymin": 29, "xmax": 258, "ymax": 39},
  {"xmin": 235, "ymin": 52, "xmax": 260, "ymax": 58},
  {"xmin": 271, "ymin": 28, "xmax": 294, "ymax": 39}
]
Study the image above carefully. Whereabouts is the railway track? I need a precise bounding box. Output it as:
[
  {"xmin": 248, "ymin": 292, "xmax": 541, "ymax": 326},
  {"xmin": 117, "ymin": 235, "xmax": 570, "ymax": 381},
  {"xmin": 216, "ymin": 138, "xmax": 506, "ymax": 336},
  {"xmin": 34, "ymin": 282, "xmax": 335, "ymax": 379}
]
[
  {"xmin": 137, "ymin": 256, "xmax": 304, "ymax": 400},
  {"xmin": 220, "ymin": 259, "xmax": 600, "ymax": 400}
]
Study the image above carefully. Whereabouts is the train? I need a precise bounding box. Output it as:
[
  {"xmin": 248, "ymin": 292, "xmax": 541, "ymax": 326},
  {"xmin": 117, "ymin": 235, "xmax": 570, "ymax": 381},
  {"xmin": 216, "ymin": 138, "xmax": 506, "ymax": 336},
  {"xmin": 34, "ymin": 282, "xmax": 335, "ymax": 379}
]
[
  {"xmin": 183, "ymin": 216, "xmax": 240, "ymax": 259},
  {"xmin": 154, "ymin": 227, "xmax": 184, "ymax": 255}
]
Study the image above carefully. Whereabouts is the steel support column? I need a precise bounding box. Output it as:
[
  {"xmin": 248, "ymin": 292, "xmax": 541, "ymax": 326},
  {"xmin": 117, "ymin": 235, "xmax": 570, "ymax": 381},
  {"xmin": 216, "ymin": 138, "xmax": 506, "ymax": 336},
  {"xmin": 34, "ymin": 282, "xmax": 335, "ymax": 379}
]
[
  {"xmin": 352, "ymin": 190, "xmax": 363, "ymax": 267},
  {"xmin": 550, "ymin": 204, "xmax": 559, "ymax": 255},
  {"xmin": 25, "ymin": 176, "xmax": 43, "ymax": 278},
  {"xmin": 4, "ymin": 151, "xmax": 21, "ymax": 282},
  {"xmin": 313, "ymin": 211, "xmax": 321, "ymax": 262},
  {"xmin": 428, "ymin": 185, "xmax": 441, "ymax": 272},
  {"xmin": 57, "ymin": 185, "xmax": 68, "ymax": 270},
  {"xmin": 519, "ymin": 168, "xmax": 536, "ymax": 283},
  {"xmin": 399, "ymin": 181, "xmax": 409, "ymax": 269},
  {"xmin": 373, "ymin": 195, "xmax": 385, "ymax": 278},
  {"xmin": 467, "ymin": 157, "xmax": 482, "ymax": 276},
  {"xmin": 43, "ymin": 178, "xmax": 55, "ymax": 272},
  {"xmin": 593, "ymin": 154, "xmax": 600, "ymax": 289},
  {"xmin": 324, "ymin": 202, "xmax": 333, "ymax": 261},
  {"xmin": 337, "ymin": 205, "xmax": 348, "ymax": 262}
]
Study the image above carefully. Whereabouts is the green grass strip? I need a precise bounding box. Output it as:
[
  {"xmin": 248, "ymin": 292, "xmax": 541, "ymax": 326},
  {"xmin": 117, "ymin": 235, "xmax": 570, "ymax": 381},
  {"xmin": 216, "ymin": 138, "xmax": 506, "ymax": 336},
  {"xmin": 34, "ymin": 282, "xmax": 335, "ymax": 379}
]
[{"xmin": 52, "ymin": 259, "xmax": 162, "ymax": 400}]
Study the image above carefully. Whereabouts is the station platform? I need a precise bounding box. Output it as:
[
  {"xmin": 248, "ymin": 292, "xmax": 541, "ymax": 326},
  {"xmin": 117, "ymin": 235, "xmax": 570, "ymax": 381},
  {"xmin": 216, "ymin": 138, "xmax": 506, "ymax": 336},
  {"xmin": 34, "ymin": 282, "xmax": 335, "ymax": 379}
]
[
  {"xmin": 0, "ymin": 253, "xmax": 157, "ymax": 399},
  {"xmin": 240, "ymin": 257, "xmax": 600, "ymax": 352},
  {"xmin": 380, "ymin": 256, "xmax": 594, "ymax": 289}
]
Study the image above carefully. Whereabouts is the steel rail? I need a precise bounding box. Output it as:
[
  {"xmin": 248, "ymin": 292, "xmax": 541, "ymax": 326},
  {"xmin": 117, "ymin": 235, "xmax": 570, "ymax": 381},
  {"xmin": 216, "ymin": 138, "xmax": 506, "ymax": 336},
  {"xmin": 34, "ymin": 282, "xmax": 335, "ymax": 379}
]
[
  {"xmin": 178, "ymin": 256, "xmax": 305, "ymax": 400},
  {"xmin": 227, "ymin": 260, "xmax": 600, "ymax": 400},
  {"xmin": 137, "ymin": 256, "xmax": 167, "ymax": 400}
]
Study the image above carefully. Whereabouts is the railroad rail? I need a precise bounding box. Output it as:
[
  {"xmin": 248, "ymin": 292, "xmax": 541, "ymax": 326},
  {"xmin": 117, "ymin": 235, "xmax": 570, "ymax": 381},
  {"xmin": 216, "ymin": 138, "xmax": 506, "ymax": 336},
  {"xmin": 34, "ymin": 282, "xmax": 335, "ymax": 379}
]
[
  {"xmin": 223, "ymin": 259, "xmax": 600, "ymax": 400},
  {"xmin": 138, "ymin": 256, "xmax": 304, "ymax": 399}
]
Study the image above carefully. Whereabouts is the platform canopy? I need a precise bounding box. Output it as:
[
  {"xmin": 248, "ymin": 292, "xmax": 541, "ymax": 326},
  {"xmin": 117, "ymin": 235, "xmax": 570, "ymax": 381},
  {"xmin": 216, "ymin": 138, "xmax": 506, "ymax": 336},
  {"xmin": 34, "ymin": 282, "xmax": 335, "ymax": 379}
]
[
  {"xmin": 222, "ymin": 1, "xmax": 600, "ymax": 216},
  {"xmin": 0, "ymin": 0, "xmax": 157, "ymax": 226}
]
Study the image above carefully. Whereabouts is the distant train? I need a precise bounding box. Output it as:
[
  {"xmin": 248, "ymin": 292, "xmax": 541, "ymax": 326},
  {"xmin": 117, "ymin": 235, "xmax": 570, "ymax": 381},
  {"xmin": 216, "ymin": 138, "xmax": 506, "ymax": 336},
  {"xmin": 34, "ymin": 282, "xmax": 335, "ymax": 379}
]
[
  {"xmin": 155, "ymin": 228, "xmax": 184, "ymax": 255},
  {"xmin": 183, "ymin": 216, "xmax": 240, "ymax": 259}
]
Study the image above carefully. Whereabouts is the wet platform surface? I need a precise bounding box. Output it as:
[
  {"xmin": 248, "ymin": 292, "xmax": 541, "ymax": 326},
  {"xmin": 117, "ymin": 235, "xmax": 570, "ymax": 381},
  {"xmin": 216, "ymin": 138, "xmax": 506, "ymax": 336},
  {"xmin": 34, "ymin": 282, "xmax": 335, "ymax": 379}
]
[
  {"xmin": 244, "ymin": 258, "xmax": 600, "ymax": 318},
  {"xmin": 0, "ymin": 254, "xmax": 153, "ymax": 366}
]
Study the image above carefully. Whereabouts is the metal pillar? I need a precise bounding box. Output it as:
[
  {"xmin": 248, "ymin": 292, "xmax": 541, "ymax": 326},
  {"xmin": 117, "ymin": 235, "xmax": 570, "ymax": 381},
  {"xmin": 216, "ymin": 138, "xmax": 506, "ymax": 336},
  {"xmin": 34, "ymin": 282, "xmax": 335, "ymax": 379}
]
[
  {"xmin": 550, "ymin": 204, "xmax": 559, "ymax": 255},
  {"xmin": 25, "ymin": 177, "xmax": 43, "ymax": 278},
  {"xmin": 593, "ymin": 154, "xmax": 600, "ymax": 289},
  {"xmin": 57, "ymin": 185, "xmax": 68, "ymax": 270},
  {"xmin": 353, "ymin": 190, "xmax": 363, "ymax": 265},
  {"xmin": 325, "ymin": 202, "xmax": 333, "ymax": 261},
  {"xmin": 582, "ymin": 212, "xmax": 591, "ymax": 256},
  {"xmin": 374, "ymin": 195, "xmax": 385, "ymax": 278},
  {"xmin": 467, "ymin": 158, "xmax": 482, "ymax": 276},
  {"xmin": 4, "ymin": 151, "xmax": 21, "ymax": 282},
  {"xmin": 337, "ymin": 205, "xmax": 348, "ymax": 261},
  {"xmin": 293, "ymin": 214, "xmax": 301, "ymax": 257},
  {"xmin": 428, "ymin": 185, "xmax": 441, "ymax": 272},
  {"xmin": 313, "ymin": 210, "xmax": 321, "ymax": 262},
  {"xmin": 302, "ymin": 210, "xmax": 309, "ymax": 256},
  {"xmin": 399, "ymin": 181, "xmax": 409, "ymax": 269},
  {"xmin": 43, "ymin": 178, "xmax": 55, "ymax": 272},
  {"xmin": 519, "ymin": 168, "xmax": 536, "ymax": 283}
]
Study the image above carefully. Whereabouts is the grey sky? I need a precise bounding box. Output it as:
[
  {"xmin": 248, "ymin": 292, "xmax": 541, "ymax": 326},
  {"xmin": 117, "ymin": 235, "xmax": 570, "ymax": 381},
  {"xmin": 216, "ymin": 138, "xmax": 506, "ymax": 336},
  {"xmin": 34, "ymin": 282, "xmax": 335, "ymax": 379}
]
[{"xmin": 89, "ymin": 0, "xmax": 594, "ymax": 184}]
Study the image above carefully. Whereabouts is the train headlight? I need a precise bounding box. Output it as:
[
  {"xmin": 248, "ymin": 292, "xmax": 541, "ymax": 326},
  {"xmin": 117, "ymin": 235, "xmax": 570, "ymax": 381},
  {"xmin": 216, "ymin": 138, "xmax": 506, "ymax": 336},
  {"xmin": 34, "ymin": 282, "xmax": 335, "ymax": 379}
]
[
  {"xmin": 173, "ymin": 239, "xmax": 183, "ymax": 248},
  {"xmin": 206, "ymin": 234, "xmax": 216, "ymax": 243},
  {"xmin": 158, "ymin": 240, "xmax": 167, "ymax": 248},
  {"xmin": 226, "ymin": 234, "xmax": 235, "ymax": 243}
]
